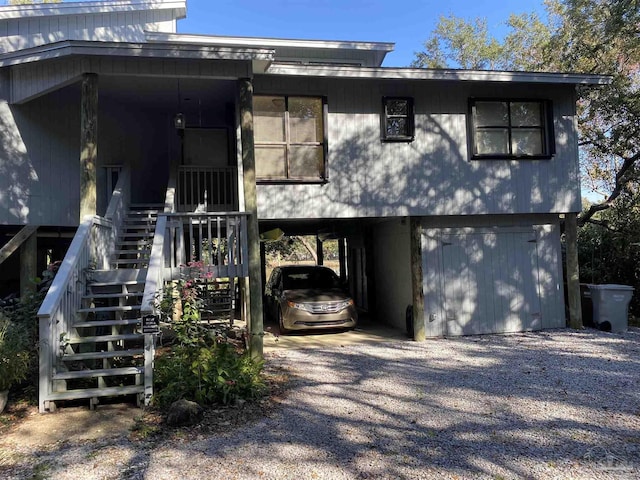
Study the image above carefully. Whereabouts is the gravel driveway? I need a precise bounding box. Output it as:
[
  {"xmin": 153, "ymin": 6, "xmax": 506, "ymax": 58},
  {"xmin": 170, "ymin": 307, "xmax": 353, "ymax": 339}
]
[{"xmin": 3, "ymin": 328, "xmax": 640, "ymax": 479}]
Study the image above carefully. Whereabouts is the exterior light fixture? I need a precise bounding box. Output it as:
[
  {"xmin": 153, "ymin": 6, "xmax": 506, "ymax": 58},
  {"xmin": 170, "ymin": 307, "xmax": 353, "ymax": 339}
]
[{"xmin": 174, "ymin": 113, "xmax": 186, "ymax": 129}]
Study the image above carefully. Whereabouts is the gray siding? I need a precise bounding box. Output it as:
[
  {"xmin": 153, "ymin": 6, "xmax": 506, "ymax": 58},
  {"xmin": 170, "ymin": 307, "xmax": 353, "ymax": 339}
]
[
  {"xmin": 0, "ymin": 73, "xmax": 80, "ymax": 226},
  {"xmin": 0, "ymin": 9, "xmax": 176, "ymax": 54},
  {"xmin": 255, "ymin": 76, "xmax": 581, "ymax": 219},
  {"xmin": 371, "ymin": 219, "xmax": 412, "ymax": 330},
  {"xmin": 421, "ymin": 215, "xmax": 565, "ymax": 337},
  {"xmin": 11, "ymin": 57, "xmax": 251, "ymax": 104}
]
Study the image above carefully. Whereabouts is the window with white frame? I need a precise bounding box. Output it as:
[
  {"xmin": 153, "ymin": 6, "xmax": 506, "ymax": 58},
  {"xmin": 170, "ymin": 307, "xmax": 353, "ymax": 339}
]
[
  {"xmin": 254, "ymin": 95, "xmax": 327, "ymax": 182},
  {"xmin": 382, "ymin": 97, "xmax": 414, "ymax": 142},
  {"xmin": 469, "ymin": 99, "xmax": 554, "ymax": 159}
]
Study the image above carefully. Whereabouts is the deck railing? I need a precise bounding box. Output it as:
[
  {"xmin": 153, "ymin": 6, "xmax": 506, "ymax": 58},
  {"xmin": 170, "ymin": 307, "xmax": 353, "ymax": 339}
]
[
  {"xmin": 37, "ymin": 170, "xmax": 130, "ymax": 413},
  {"xmin": 177, "ymin": 166, "xmax": 238, "ymax": 212}
]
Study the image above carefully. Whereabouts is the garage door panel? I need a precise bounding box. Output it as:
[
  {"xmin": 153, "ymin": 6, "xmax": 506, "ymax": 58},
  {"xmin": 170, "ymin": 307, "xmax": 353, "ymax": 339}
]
[{"xmin": 442, "ymin": 230, "xmax": 541, "ymax": 336}]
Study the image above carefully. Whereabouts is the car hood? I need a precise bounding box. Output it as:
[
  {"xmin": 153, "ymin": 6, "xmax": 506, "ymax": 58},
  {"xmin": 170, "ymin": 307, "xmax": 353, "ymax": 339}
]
[{"xmin": 283, "ymin": 289, "xmax": 352, "ymax": 303}]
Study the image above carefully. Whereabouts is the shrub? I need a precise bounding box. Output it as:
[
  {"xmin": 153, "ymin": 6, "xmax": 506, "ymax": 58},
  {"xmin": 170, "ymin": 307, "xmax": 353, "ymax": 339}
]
[
  {"xmin": 154, "ymin": 262, "xmax": 265, "ymax": 409},
  {"xmin": 154, "ymin": 340, "xmax": 265, "ymax": 408},
  {"xmin": 0, "ymin": 314, "xmax": 31, "ymax": 392}
]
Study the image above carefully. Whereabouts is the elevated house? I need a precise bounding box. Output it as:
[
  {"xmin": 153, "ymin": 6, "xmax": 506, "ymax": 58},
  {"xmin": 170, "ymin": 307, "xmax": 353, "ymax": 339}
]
[{"xmin": 0, "ymin": 0, "xmax": 608, "ymax": 412}]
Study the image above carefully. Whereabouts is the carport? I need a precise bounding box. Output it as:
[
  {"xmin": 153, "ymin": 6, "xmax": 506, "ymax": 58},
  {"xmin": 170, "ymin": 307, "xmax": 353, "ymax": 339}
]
[{"xmin": 258, "ymin": 217, "xmax": 412, "ymax": 343}]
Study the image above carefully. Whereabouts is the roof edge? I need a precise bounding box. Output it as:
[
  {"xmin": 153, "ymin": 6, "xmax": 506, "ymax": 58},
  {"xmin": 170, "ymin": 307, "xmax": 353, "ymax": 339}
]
[
  {"xmin": 146, "ymin": 31, "xmax": 395, "ymax": 52},
  {"xmin": 264, "ymin": 63, "xmax": 613, "ymax": 85},
  {"xmin": 0, "ymin": 0, "xmax": 186, "ymax": 20}
]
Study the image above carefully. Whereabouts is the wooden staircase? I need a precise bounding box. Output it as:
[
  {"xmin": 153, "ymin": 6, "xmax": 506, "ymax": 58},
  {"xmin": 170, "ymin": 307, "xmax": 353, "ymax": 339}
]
[{"xmin": 47, "ymin": 204, "xmax": 162, "ymax": 410}]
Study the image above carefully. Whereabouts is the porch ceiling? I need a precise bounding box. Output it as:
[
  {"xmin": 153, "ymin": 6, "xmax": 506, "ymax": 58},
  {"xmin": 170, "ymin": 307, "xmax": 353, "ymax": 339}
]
[{"xmin": 98, "ymin": 76, "xmax": 236, "ymax": 109}]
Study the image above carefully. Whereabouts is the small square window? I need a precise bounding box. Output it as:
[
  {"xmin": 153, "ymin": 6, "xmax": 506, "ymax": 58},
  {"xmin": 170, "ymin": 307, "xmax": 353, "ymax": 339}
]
[
  {"xmin": 382, "ymin": 97, "xmax": 414, "ymax": 142},
  {"xmin": 469, "ymin": 99, "xmax": 554, "ymax": 159}
]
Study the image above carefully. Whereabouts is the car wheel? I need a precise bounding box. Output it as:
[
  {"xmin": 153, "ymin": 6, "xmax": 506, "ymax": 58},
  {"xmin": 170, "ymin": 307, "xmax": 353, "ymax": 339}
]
[{"xmin": 278, "ymin": 307, "xmax": 289, "ymax": 335}]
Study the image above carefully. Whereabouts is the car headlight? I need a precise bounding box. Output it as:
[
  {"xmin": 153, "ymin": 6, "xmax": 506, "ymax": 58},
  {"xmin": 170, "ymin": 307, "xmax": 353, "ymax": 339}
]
[
  {"xmin": 287, "ymin": 301, "xmax": 313, "ymax": 312},
  {"xmin": 337, "ymin": 299, "xmax": 354, "ymax": 310}
]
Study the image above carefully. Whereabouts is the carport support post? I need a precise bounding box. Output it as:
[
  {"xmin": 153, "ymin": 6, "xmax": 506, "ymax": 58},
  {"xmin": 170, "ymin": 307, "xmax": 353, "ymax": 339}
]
[
  {"xmin": 338, "ymin": 238, "xmax": 346, "ymax": 282},
  {"xmin": 410, "ymin": 218, "xmax": 426, "ymax": 341},
  {"xmin": 240, "ymin": 78, "xmax": 264, "ymax": 360},
  {"xmin": 316, "ymin": 237, "xmax": 324, "ymax": 265},
  {"xmin": 19, "ymin": 230, "xmax": 37, "ymax": 298},
  {"xmin": 80, "ymin": 73, "xmax": 98, "ymax": 221},
  {"xmin": 565, "ymin": 213, "xmax": 583, "ymax": 329}
]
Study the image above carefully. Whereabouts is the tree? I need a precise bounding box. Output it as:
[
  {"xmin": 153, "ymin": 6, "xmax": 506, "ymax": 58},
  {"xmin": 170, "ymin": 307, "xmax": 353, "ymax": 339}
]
[{"xmin": 413, "ymin": 0, "xmax": 640, "ymax": 227}]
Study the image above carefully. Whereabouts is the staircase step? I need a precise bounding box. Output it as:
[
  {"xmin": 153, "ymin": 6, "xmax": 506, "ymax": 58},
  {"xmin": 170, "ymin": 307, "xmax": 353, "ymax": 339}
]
[
  {"xmin": 74, "ymin": 319, "xmax": 141, "ymax": 328},
  {"xmin": 62, "ymin": 349, "xmax": 144, "ymax": 361},
  {"xmin": 130, "ymin": 203, "xmax": 164, "ymax": 207},
  {"xmin": 69, "ymin": 333, "xmax": 144, "ymax": 344},
  {"xmin": 47, "ymin": 385, "xmax": 144, "ymax": 401},
  {"xmin": 53, "ymin": 367, "xmax": 144, "ymax": 380},
  {"xmin": 89, "ymin": 269, "xmax": 147, "ymax": 284},
  {"xmin": 83, "ymin": 292, "xmax": 144, "ymax": 300},
  {"xmin": 78, "ymin": 305, "xmax": 141, "ymax": 313},
  {"xmin": 121, "ymin": 231, "xmax": 153, "ymax": 236},
  {"xmin": 114, "ymin": 249, "xmax": 149, "ymax": 254}
]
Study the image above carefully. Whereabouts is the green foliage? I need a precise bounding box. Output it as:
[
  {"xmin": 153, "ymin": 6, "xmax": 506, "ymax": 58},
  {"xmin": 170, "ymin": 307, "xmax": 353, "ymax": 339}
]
[
  {"xmin": 154, "ymin": 341, "xmax": 265, "ymax": 408},
  {"xmin": 578, "ymin": 187, "xmax": 640, "ymax": 316},
  {"xmin": 154, "ymin": 261, "xmax": 265, "ymax": 410},
  {"xmin": 0, "ymin": 289, "xmax": 45, "ymax": 396},
  {"xmin": 0, "ymin": 316, "xmax": 30, "ymax": 392}
]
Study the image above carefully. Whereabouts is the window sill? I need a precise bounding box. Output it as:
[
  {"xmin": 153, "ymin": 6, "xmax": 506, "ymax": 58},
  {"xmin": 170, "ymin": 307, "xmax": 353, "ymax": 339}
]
[
  {"xmin": 471, "ymin": 154, "xmax": 554, "ymax": 160},
  {"xmin": 257, "ymin": 178, "xmax": 329, "ymax": 185},
  {"xmin": 382, "ymin": 137, "xmax": 414, "ymax": 143}
]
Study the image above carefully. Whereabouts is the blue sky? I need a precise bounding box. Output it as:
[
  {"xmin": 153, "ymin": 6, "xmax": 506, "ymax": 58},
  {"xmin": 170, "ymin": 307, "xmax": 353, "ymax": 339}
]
[{"xmin": 180, "ymin": 0, "xmax": 548, "ymax": 67}]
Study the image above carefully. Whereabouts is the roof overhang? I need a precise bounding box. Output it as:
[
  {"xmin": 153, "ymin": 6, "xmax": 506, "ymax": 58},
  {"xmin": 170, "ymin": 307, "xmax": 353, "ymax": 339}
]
[
  {"xmin": 263, "ymin": 63, "xmax": 613, "ymax": 85},
  {"xmin": 146, "ymin": 32, "xmax": 395, "ymax": 67},
  {"xmin": 0, "ymin": 40, "xmax": 274, "ymax": 69},
  {"xmin": 0, "ymin": 0, "xmax": 186, "ymax": 20}
]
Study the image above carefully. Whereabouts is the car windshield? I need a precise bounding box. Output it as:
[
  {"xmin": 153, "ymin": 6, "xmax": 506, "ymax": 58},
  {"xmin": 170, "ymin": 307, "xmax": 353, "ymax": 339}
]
[{"xmin": 282, "ymin": 268, "xmax": 339, "ymax": 290}]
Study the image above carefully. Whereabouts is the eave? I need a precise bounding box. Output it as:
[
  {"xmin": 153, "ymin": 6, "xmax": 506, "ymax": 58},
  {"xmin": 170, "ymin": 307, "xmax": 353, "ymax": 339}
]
[
  {"xmin": 0, "ymin": 40, "xmax": 275, "ymax": 68},
  {"xmin": 0, "ymin": 0, "xmax": 186, "ymax": 20},
  {"xmin": 263, "ymin": 63, "xmax": 613, "ymax": 86}
]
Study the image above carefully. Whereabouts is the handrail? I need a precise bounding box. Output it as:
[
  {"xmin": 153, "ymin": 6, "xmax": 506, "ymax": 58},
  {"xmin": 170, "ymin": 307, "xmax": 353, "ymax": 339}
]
[
  {"xmin": 0, "ymin": 225, "xmax": 38, "ymax": 266},
  {"xmin": 37, "ymin": 216, "xmax": 94, "ymax": 320}
]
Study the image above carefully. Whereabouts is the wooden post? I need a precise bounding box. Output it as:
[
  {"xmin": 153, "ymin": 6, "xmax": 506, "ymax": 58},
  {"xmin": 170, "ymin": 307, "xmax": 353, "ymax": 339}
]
[
  {"xmin": 19, "ymin": 230, "xmax": 37, "ymax": 298},
  {"xmin": 316, "ymin": 237, "xmax": 324, "ymax": 266},
  {"xmin": 410, "ymin": 217, "xmax": 426, "ymax": 341},
  {"xmin": 80, "ymin": 73, "xmax": 98, "ymax": 221},
  {"xmin": 239, "ymin": 78, "xmax": 264, "ymax": 360},
  {"xmin": 565, "ymin": 213, "xmax": 583, "ymax": 329},
  {"xmin": 338, "ymin": 238, "xmax": 346, "ymax": 283},
  {"xmin": 260, "ymin": 241, "xmax": 267, "ymax": 293}
]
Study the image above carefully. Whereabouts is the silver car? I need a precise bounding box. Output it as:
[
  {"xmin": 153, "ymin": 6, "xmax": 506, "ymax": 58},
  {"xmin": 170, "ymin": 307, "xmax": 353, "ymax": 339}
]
[{"xmin": 265, "ymin": 265, "xmax": 358, "ymax": 333}]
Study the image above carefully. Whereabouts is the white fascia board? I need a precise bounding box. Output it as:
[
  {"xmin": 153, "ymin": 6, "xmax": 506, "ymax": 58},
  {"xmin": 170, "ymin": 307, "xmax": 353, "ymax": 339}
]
[
  {"xmin": 146, "ymin": 32, "xmax": 395, "ymax": 53},
  {"xmin": 0, "ymin": 1, "xmax": 186, "ymax": 20},
  {"xmin": 264, "ymin": 63, "xmax": 613, "ymax": 85},
  {"xmin": 0, "ymin": 40, "xmax": 274, "ymax": 68}
]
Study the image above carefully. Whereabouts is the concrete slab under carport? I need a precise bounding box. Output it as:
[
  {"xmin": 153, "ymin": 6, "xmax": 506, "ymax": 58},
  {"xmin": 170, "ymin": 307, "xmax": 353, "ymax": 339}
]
[{"xmin": 263, "ymin": 315, "xmax": 409, "ymax": 351}]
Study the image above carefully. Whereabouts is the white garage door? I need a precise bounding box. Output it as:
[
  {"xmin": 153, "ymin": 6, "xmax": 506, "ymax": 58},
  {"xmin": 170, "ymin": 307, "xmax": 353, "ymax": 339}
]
[{"xmin": 441, "ymin": 229, "xmax": 542, "ymax": 335}]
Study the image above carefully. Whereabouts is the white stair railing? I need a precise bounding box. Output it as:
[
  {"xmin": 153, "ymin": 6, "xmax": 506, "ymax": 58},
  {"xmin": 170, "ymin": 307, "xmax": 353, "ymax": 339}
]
[
  {"xmin": 37, "ymin": 170, "xmax": 130, "ymax": 413},
  {"xmin": 177, "ymin": 166, "xmax": 238, "ymax": 212}
]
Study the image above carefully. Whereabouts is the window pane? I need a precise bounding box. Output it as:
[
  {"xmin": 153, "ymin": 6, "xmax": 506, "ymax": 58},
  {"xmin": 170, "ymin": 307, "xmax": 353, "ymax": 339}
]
[
  {"xmin": 475, "ymin": 129, "xmax": 509, "ymax": 155},
  {"xmin": 256, "ymin": 145, "xmax": 286, "ymax": 178},
  {"xmin": 387, "ymin": 99, "xmax": 408, "ymax": 116},
  {"xmin": 475, "ymin": 102, "xmax": 508, "ymax": 127},
  {"xmin": 511, "ymin": 102, "xmax": 542, "ymax": 127},
  {"xmin": 289, "ymin": 97, "xmax": 323, "ymax": 143},
  {"xmin": 254, "ymin": 96, "xmax": 285, "ymax": 142},
  {"xmin": 512, "ymin": 129, "xmax": 543, "ymax": 155},
  {"xmin": 386, "ymin": 118, "xmax": 408, "ymax": 137},
  {"xmin": 289, "ymin": 146, "xmax": 323, "ymax": 178}
]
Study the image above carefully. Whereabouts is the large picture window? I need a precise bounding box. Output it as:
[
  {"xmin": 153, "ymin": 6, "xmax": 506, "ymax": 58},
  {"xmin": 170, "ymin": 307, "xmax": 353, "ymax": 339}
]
[
  {"xmin": 254, "ymin": 95, "xmax": 327, "ymax": 182},
  {"xmin": 469, "ymin": 99, "xmax": 554, "ymax": 159}
]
